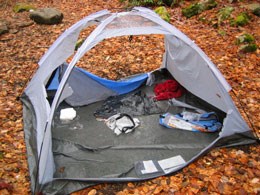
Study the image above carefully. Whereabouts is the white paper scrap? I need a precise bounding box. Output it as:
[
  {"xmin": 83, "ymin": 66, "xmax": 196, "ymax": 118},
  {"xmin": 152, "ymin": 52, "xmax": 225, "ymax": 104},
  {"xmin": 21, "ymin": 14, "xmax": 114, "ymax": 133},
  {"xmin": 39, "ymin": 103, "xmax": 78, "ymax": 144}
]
[
  {"xmin": 158, "ymin": 155, "xmax": 186, "ymax": 173},
  {"xmin": 141, "ymin": 160, "xmax": 158, "ymax": 174},
  {"xmin": 60, "ymin": 108, "xmax": 76, "ymax": 121}
]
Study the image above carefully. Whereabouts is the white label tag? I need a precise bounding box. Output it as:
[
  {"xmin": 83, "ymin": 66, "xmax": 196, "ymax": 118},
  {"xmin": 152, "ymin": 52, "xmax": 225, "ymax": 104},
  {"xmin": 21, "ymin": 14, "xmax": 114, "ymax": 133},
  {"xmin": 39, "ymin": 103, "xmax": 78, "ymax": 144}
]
[
  {"xmin": 168, "ymin": 116, "xmax": 193, "ymax": 131},
  {"xmin": 158, "ymin": 155, "xmax": 186, "ymax": 173},
  {"xmin": 141, "ymin": 160, "xmax": 158, "ymax": 174}
]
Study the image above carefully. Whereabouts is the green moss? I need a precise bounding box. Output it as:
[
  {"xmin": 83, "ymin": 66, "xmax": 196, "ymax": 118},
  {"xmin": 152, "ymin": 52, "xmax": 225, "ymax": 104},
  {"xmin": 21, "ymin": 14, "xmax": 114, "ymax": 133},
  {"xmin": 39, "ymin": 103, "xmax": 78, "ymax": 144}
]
[
  {"xmin": 252, "ymin": 7, "xmax": 260, "ymax": 17},
  {"xmin": 182, "ymin": 0, "xmax": 217, "ymax": 18},
  {"xmin": 155, "ymin": 6, "xmax": 170, "ymax": 22},
  {"xmin": 13, "ymin": 3, "xmax": 35, "ymax": 13},
  {"xmin": 162, "ymin": 0, "xmax": 173, "ymax": 6},
  {"xmin": 229, "ymin": 18, "xmax": 235, "ymax": 26},
  {"xmin": 200, "ymin": 0, "xmax": 217, "ymax": 11},
  {"xmin": 236, "ymin": 33, "xmax": 255, "ymax": 44},
  {"xmin": 182, "ymin": 3, "xmax": 203, "ymax": 18},
  {"xmin": 234, "ymin": 12, "xmax": 250, "ymax": 26},
  {"xmin": 239, "ymin": 44, "xmax": 257, "ymax": 53},
  {"xmin": 218, "ymin": 6, "xmax": 234, "ymax": 24},
  {"xmin": 122, "ymin": 0, "xmax": 164, "ymax": 6},
  {"xmin": 236, "ymin": 33, "xmax": 257, "ymax": 53}
]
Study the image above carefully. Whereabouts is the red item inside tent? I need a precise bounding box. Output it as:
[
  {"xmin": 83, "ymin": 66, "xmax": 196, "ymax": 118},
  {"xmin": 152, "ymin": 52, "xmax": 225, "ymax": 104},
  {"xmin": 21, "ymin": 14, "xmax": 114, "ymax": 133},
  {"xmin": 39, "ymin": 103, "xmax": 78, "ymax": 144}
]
[{"xmin": 154, "ymin": 79, "xmax": 185, "ymax": 100}]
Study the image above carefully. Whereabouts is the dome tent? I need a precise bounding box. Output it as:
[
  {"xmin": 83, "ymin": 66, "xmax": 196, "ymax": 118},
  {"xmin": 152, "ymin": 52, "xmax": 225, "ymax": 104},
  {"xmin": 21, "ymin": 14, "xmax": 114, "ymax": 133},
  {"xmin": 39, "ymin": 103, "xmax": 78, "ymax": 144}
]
[{"xmin": 21, "ymin": 7, "xmax": 257, "ymax": 194}]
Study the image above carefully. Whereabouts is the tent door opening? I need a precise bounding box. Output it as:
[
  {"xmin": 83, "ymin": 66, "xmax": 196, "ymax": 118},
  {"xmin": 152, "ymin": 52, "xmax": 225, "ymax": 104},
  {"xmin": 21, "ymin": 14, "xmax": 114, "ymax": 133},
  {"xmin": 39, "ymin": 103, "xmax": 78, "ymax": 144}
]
[{"xmin": 50, "ymin": 68, "xmax": 225, "ymax": 180}]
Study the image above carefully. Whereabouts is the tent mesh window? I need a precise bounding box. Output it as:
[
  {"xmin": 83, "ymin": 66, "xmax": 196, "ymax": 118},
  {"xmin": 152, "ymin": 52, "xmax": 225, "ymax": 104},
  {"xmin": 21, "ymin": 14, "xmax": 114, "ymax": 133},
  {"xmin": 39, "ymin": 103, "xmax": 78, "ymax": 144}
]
[{"xmin": 105, "ymin": 14, "xmax": 158, "ymax": 29}]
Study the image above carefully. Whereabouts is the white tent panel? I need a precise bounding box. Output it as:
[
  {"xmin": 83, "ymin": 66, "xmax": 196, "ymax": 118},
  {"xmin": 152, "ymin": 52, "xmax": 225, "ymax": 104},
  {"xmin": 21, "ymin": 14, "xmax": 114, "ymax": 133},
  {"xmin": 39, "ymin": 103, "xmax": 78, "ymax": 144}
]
[
  {"xmin": 165, "ymin": 35, "xmax": 228, "ymax": 112},
  {"xmin": 24, "ymin": 83, "xmax": 55, "ymax": 185},
  {"xmin": 135, "ymin": 7, "xmax": 231, "ymax": 92},
  {"xmin": 221, "ymin": 109, "xmax": 250, "ymax": 137},
  {"xmin": 24, "ymin": 10, "xmax": 113, "ymax": 186}
]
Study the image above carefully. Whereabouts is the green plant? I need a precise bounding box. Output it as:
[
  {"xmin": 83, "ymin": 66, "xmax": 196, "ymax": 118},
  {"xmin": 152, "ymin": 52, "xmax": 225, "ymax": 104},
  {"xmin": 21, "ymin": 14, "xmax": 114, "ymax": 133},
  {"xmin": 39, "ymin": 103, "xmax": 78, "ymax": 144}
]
[
  {"xmin": 75, "ymin": 39, "xmax": 85, "ymax": 51},
  {"xmin": 239, "ymin": 44, "xmax": 257, "ymax": 53},
  {"xmin": 13, "ymin": 2, "xmax": 35, "ymax": 13},
  {"xmin": 154, "ymin": 6, "xmax": 170, "ymax": 22},
  {"xmin": 120, "ymin": 0, "xmax": 164, "ymax": 6},
  {"xmin": 236, "ymin": 33, "xmax": 257, "ymax": 53},
  {"xmin": 234, "ymin": 12, "xmax": 250, "ymax": 26},
  {"xmin": 200, "ymin": 0, "xmax": 217, "ymax": 11},
  {"xmin": 182, "ymin": 3, "xmax": 203, "ymax": 18},
  {"xmin": 163, "ymin": 0, "xmax": 183, "ymax": 7},
  {"xmin": 236, "ymin": 33, "xmax": 255, "ymax": 44},
  {"xmin": 252, "ymin": 7, "xmax": 260, "ymax": 17},
  {"xmin": 120, "ymin": 0, "xmax": 182, "ymax": 7},
  {"xmin": 182, "ymin": 0, "xmax": 217, "ymax": 18},
  {"xmin": 162, "ymin": 0, "xmax": 173, "ymax": 6},
  {"xmin": 217, "ymin": 6, "xmax": 234, "ymax": 24}
]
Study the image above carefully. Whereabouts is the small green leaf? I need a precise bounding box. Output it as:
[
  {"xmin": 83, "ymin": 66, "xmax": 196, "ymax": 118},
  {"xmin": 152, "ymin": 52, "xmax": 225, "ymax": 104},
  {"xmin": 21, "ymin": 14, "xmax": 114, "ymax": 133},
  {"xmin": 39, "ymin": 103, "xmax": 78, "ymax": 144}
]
[{"xmin": 75, "ymin": 39, "xmax": 85, "ymax": 51}]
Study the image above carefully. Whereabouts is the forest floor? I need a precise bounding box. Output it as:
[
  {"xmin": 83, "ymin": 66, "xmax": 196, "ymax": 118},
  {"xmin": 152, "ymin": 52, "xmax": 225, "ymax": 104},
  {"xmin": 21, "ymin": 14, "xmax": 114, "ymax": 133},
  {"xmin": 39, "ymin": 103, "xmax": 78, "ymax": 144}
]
[{"xmin": 0, "ymin": 0, "xmax": 259, "ymax": 194}]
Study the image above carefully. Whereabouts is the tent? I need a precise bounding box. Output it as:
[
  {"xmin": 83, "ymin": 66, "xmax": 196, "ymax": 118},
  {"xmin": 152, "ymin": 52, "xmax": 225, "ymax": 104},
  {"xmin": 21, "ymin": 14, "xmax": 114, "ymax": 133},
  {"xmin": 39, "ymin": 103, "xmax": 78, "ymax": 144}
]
[{"xmin": 21, "ymin": 7, "xmax": 257, "ymax": 194}]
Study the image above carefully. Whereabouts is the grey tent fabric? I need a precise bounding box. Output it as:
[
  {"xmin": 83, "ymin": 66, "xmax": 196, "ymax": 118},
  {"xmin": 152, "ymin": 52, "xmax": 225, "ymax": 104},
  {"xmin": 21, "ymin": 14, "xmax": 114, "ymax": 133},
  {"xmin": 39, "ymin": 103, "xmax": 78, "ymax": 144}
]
[
  {"xmin": 21, "ymin": 7, "xmax": 257, "ymax": 194},
  {"xmin": 165, "ymin": 35, "xmax": 229, "ymax": 112},
  {"xmin": 60, "ymin": 65, "xmax": 117, "ymax": 106}
]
